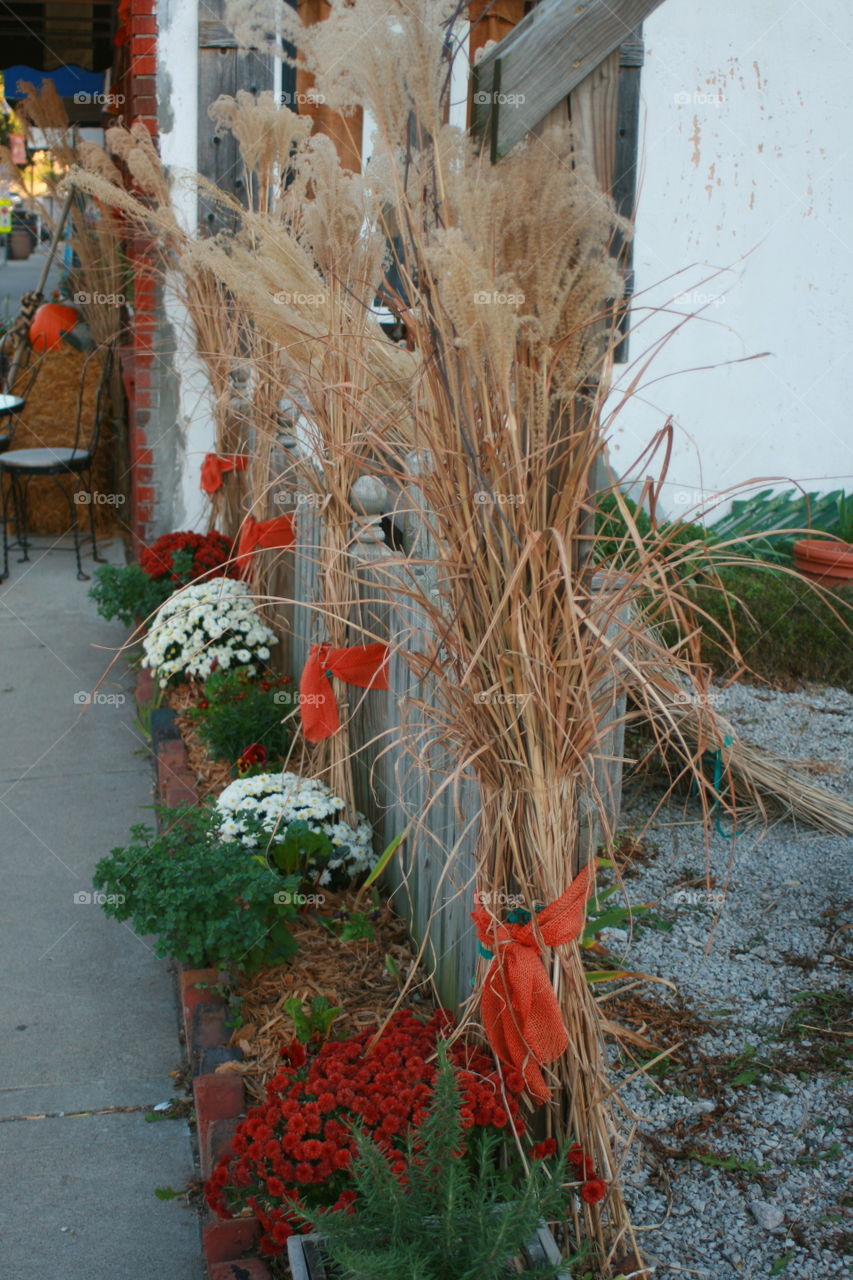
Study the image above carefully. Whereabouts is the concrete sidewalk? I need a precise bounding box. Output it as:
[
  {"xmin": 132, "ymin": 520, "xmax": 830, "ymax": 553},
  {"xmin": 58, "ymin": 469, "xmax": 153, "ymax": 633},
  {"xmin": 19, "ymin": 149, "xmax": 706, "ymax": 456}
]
[{"xmin": 0, "ymin": 539, "xmax": 202, "ymax": 1278}]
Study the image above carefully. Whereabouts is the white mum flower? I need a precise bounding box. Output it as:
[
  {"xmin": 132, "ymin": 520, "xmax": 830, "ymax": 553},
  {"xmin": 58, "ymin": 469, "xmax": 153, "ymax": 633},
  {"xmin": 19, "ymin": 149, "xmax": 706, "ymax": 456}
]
[
  {"xmin": 214, "ymin": 770, "xmax": 376, "ymax": 885},
  {"xmin": 142, "ymin": 578, "xmax": 277, "ymax": 684}
]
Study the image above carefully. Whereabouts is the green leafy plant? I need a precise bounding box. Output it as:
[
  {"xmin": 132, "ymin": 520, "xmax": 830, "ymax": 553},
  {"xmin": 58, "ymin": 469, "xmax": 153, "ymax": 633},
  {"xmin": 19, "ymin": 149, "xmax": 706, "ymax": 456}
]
[
  {"xmin": 687, "ymin": 1150, "xmax": 767, "ymax": 1176},
  {"xmin": 267, "ymin": 819, "xmax": 334, "ymax": 876},
  {"xmin": 834, "ymin": 493, "xmax": 853, "ymax": 544},
  {"xmin": 93, "ymin": 806, "xmax": 300, "ymax": 973},
  {"xmin": 338, "ymin": 912, "xmax": 377, "ymax": 942},
  {"xmin": 581, "ymin": 883, "xmax": 651, "ymax": 945},
  {"xmin": 298, "ymin": 1047, "xmax": 577, "ymax": 1280},
  {"xmin": 89, "ymin": 562, "xmax": 178, "ymax": 628},
  {"xmin": 283, "ymin": 995, "xmax": 341, "ymax": 1043},
  {"xmin": 187, "ymin": 666, "xmax": 295, "ymax": 765},
  {"xmin": 89, "ymin": 531, "xmax": 236, "ymax": 627}
]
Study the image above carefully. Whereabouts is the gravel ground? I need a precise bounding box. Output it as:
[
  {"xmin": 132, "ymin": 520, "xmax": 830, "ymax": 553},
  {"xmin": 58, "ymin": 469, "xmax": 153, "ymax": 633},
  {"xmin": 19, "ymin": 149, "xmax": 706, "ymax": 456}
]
[{"xmin": 605, "ymin": 681, "xmax": 852, "ymax": 1280}]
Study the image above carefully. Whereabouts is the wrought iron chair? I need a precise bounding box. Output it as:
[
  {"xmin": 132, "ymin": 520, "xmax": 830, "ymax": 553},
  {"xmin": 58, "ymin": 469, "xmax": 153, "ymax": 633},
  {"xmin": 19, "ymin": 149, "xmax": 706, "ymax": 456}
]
[
  {"xmin": 0, "ymin": 341, "xmax": 115, "ymax": 582},
  {"xmin": 0, "ymin": 331, "xmax": 46, "ymax": 456}
]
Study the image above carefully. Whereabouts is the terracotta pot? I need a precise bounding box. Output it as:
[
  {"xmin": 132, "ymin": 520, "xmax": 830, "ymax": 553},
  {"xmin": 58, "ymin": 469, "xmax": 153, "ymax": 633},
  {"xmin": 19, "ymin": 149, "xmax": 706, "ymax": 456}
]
[{"xmin": 793, "ymin": 538, "xmax": 853, "ymax": 583}]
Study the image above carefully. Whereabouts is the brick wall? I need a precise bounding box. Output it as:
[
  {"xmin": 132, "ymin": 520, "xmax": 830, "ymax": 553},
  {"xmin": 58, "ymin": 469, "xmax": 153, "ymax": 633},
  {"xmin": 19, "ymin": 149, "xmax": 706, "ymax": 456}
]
[{"xmin": 119, "ymin": 0, "xmax": 160, "ymax": 550}]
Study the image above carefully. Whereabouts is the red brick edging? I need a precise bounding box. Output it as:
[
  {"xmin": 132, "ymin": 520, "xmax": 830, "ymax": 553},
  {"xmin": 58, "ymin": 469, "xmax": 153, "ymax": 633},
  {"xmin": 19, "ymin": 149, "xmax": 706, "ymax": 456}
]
[{"xmin": 137, "ymin": 668, "xmax": 270, "ymax": 1279}]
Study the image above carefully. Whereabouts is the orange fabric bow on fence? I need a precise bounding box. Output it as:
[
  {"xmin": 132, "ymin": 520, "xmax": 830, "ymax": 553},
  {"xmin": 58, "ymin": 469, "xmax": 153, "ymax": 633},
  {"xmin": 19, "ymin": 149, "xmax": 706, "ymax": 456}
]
[
  {"xmin": 299, "ymin": 643, "xmax": 389, "ymax": 742},
  {"xmin": 200, "ymin": 453, "xmax": 249, "ymax": 494},
  {"xmin": 235, "ymin": 514, "xmax": 296, "ymax": 577},
  {"xmin": 471, "ymin": 863, "xmax": 592, "ymax": 1102}
]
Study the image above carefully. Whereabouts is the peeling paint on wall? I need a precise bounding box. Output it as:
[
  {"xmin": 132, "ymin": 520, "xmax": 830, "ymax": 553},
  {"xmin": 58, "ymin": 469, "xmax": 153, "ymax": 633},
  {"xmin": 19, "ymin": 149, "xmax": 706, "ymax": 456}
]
[{"xmin": 690, "ymin": 115, "xmax": 701, "ymax": 166}]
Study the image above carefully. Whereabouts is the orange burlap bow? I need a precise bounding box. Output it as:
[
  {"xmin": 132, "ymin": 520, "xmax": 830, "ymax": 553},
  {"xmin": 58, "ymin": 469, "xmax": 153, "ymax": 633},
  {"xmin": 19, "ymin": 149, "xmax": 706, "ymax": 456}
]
[
  {"xmin": 200, "ymin": 453, "xmax": 249, "ymax": 494},
  {"xmin": 299, "ymin": 643, "xmax": 389, "ymax": 742},
  {"xmin": 235, "ymin": 514, "xmax": 295, "ymax": 577},
  {"xmin": 471, "ymin": 863, "xmax": 592, "ymax": 1102}
]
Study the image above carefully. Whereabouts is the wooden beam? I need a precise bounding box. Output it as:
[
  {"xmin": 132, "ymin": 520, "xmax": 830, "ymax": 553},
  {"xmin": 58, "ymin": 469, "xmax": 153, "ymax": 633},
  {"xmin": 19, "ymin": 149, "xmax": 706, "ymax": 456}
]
[
  {"xmin": 296, "ymin": 0, "xmax": 363, "ymax": 172},
  {"xmin": 472, "ymin": 0, "xmax": 663, "ymax": 160}
]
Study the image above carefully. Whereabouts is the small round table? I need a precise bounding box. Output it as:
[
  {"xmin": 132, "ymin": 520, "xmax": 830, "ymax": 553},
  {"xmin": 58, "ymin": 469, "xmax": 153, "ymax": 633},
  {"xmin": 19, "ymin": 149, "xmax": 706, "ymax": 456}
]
[{"xmin": 0, "ymin": 394, "xmax": 25, "ymax": 416}]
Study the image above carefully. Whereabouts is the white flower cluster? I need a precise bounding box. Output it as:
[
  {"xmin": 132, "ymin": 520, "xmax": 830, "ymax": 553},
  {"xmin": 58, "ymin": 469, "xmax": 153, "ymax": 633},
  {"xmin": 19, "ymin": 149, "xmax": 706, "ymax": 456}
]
[
  {"xmin": 142, "ymin": 577, "xmax": 277, "ymax": 686},
  {"xmin": 215, "ymin": 771, "xmax": 375, "ymax": 886}
]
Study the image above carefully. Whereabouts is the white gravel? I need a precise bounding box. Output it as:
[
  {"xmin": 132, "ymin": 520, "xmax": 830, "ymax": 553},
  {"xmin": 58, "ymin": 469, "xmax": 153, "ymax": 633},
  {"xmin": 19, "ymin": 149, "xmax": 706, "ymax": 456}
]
[{"xmin": 606, "ymin": 681, "xmax": 852, "ymax": 1280}]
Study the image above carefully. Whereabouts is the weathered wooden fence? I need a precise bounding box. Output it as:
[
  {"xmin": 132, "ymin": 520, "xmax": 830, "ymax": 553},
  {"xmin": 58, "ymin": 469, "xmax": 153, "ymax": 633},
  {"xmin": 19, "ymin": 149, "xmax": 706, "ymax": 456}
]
[{"xmin": 265, "ymin": 442, "xmax": 627, "ymax": 1012}]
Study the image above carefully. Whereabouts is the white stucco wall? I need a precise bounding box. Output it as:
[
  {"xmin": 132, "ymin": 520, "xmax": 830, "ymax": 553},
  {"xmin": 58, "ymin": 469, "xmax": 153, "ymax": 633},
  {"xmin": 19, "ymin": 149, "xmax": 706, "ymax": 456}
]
[
  {"xmin": 156, "ymin": 0, "xmax": 214, "ymax": 534},
  {"xmin": 609, "ymin": 0, "xmax": 853, "ymax": 521}
]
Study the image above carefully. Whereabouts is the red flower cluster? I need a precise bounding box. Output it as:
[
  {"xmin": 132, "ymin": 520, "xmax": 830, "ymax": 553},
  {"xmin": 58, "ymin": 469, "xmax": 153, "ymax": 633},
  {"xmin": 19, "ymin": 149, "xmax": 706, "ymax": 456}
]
[
  {"xmin": 204, "ymin": 1010, "xmax": 525, "ymax": 1257},
  {"xmin": 568, "ymin": 1144, "xmax": 608, "ymax": 1204},
  {"xmin": 139, "ymin": 530, "xmax": 236, "ymax": 583},
  {"xmin": 237, "ymin": 743, "xmax": 268, "ymax": 775}
]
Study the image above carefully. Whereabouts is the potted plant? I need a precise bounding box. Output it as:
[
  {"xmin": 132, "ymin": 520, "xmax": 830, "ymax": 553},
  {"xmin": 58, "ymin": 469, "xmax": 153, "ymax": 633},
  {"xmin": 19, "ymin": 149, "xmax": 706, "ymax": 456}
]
[
  {"xmin": 286, "ymin": 1047, "xmax": 581, "ymax": 1280},
  {"xmin": 793, "ymin": 494, "xmax": 853, "ymax": 582}
]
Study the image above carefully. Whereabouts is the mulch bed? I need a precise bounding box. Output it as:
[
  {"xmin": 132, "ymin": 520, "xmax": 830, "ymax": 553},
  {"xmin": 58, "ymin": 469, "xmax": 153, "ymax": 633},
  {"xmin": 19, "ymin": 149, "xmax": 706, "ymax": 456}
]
[
  {"xmin": 221, "ymin": 891, "xmax": 424, "ymax": 1105},
  {"xmin": 166, "ymin": 683, "xmax": 312, "ymax": 800}
]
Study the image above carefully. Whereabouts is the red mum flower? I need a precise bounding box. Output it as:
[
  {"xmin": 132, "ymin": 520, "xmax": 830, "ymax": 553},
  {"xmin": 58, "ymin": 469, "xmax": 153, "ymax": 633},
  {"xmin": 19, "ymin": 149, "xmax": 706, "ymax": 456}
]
[
  {"xmin": 580, "ymin": 1178, "xmax": 608, "ymax": 1204},
  {"xmin": 567, "ymin": 1144, "xmax": 585, "ymax": 1169},
  {"xmin": 271, "ymin": 1220, "xmax": 293, "ymax": 1244},
  {"xmin": 530, "ymin": 1138, "xmax": 557, "ymax": 1160},
  {"xmin": 280, "ymin": 1041, "xmax": 307, "ymax": 1068}
]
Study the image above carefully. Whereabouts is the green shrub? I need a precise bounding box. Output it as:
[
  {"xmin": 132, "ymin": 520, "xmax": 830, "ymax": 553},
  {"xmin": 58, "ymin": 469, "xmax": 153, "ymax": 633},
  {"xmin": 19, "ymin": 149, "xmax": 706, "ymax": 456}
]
[
  {"xmin": 594, "ymin": 491, "xmax": 713, "ymax": 575},
  {"xmin": 682, "ymin": 565, "xmax": 853, "ymax": 689},
  {"xmin": 596, "ymin": 492, "xmax": 852, "ymax": 688},
  {"xmin": 89, "ymin": 532, "xmax": 235, "ymax": 627},
  {"xmin": 92, "ymin": 806, "xmax": 300, "ymax": 972},
  {"xmin": 187, "ymin": 666, "xmax": 295, "ymax": 765},
  {"xmin": 299, "ymin": 1047, "xmax": 578, "ymax": 1280},
  {"xmin": 89, "ymin": 563, "xmax": 176, "ymax": 627}
]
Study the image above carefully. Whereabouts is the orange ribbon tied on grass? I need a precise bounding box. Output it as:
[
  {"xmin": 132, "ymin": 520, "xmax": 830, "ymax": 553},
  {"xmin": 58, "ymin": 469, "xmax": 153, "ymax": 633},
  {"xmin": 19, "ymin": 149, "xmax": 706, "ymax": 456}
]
[
  {"xmin": 299, "ymin": 643, "xmax": 389, "ymax": 742},
  {"xmin": 471, "ymin": 863, "xmax": 592, "ymax": 1102},
  {"xmin": 235, "ymin": 514, "xmax": 296, "ymax": 577},
  {"xmin": 200, "ymin": 453, "xmax": 249, "ymax": 494}
]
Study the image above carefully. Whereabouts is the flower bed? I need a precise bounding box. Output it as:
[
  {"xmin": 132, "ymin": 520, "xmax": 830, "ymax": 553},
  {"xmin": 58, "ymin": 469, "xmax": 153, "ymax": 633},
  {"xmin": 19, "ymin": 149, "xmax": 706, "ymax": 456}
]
[{"xmin": 105, "ymin": 562, "xmax": 602, "ymax": 1280}]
